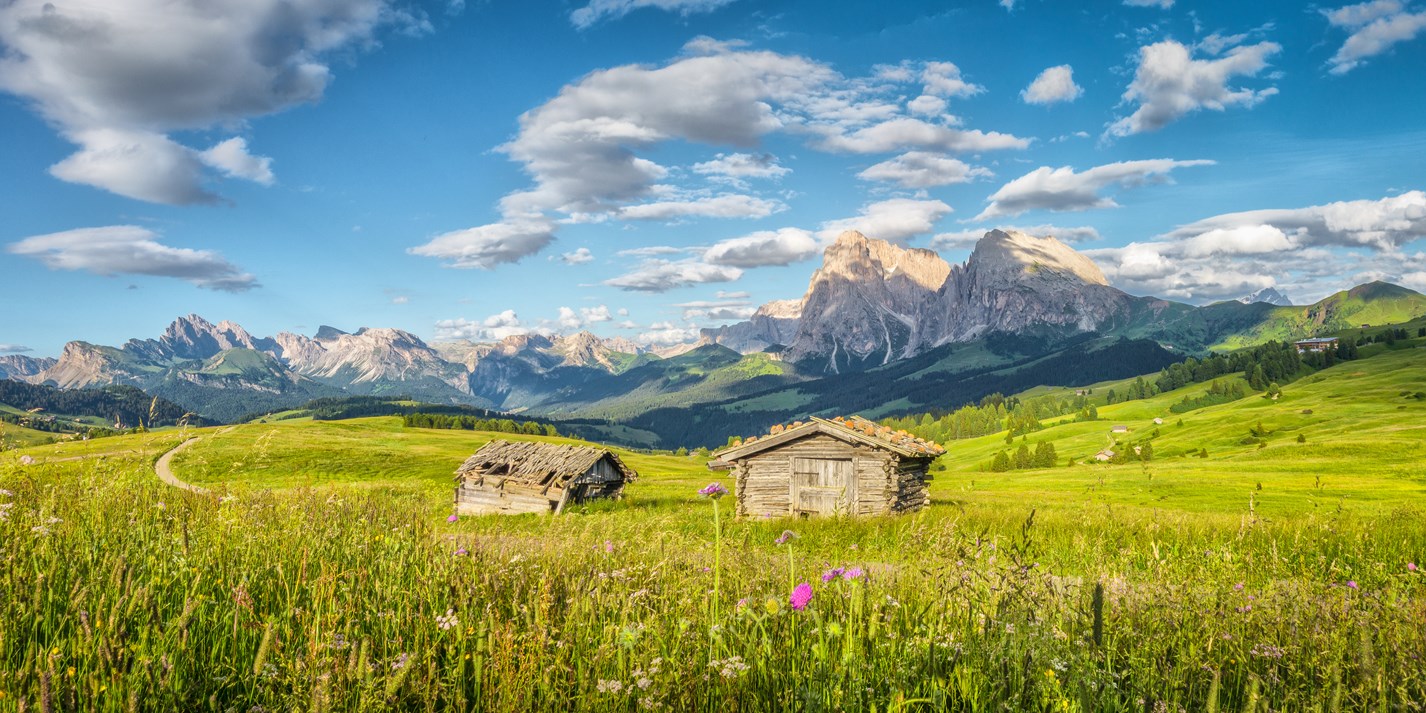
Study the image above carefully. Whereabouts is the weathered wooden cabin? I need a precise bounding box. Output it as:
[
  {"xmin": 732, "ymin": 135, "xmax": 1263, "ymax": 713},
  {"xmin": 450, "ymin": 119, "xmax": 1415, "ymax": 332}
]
[
  {"xmin": 712, "ymin": 416, "xmax": 945, "ymax": 518},
  {"xmin": 453, "ymin": 440, "xmax": 636, "ymax": 515}
]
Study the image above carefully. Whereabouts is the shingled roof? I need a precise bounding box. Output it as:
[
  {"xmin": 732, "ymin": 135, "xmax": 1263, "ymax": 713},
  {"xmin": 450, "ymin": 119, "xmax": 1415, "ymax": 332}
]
[
  {"xmin": 455, "ymin": 440, "xmax": 636, "ymax": 490},
  {"xmin": 714, "ymin": 415, "xmax": 945, "ymax": 461}
]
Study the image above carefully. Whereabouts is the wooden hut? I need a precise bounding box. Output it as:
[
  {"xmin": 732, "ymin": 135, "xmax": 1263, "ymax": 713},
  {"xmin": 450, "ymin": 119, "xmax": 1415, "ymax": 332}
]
[
  {"xmin": 711, "ymin": 416, "xmax": 945, "ymax": 518},
  {"xmin": 453, "ymin": 440, "xmax": 636, "ymax": 515}
]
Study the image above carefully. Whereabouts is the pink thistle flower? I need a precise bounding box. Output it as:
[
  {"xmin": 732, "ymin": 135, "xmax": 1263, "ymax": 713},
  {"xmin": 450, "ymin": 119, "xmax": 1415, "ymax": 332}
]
[
  {"xmin": 604, "ymin": 540, "xmax": 615, "ymax": 553},
  {"xmin": 447, "ymin": 514, "xmax": 459, "ymax": 523},
  {"xmin": 698, "ymin": 482, "xmax": 728, "ymax": 499},
  {"xmin": 454, "ymin": 548, "xmax": 468, "ymax": 556},
  {"xmin": 774, "ymin": 530, "xmax": 797, "ymax": 545},
  {"xmin": 789, "ymin": 583, "xmax": 813, "ymax": 611},
  {"xmin": 1346, "ymin": 580, "xmax": 1359, "ymax": 590},
  {"xmin": 842, "ymin": 567, "xmax": 866, "ymax": 581},
  {"xmin": 821, "ymin": 567, "xmax": 845, "ymax": 583}
]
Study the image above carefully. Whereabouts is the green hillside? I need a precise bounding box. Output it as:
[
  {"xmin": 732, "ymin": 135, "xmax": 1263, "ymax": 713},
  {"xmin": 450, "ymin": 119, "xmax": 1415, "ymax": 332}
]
[
  {"xmin": 930, "ymin": 343, "xmax": 1426, "ymax": 517},
  {"xmin": 1210, "ymin": 281, "xmax": 1426, "ymax": 350}
]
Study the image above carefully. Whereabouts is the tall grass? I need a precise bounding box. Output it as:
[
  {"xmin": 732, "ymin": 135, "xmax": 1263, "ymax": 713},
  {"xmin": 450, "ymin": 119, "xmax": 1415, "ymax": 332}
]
[{"xmin": 1, "ymin": 458, "xmax": 1423, "ymax": 711}]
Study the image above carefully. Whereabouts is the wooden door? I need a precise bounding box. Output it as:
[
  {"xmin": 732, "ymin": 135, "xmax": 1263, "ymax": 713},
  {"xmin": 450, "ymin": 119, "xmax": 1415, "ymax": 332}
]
[{"xmin": 792, "ymin": 458, "xmax": 854, "ymax": 515}]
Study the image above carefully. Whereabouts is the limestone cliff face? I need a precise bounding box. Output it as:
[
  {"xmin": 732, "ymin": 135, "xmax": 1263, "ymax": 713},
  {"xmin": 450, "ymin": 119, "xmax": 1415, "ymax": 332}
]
[
  {"xmin": 724, "ymin": 229, "xmax": 1143, "ymax": 371},
  {"xmin": 699, "ymin": 299, "xmax": 802, "ymax": 353},
  {"xmin": 781, "ymin": 231, "xmax": 950, "ymax": 368},
  {"xmin": 0, "ymin": 355, "xmax": 56, "ymax": 380},
  {"xmin": 927, "ymin": 229, "xmax": 1133, "ymax": 343}
]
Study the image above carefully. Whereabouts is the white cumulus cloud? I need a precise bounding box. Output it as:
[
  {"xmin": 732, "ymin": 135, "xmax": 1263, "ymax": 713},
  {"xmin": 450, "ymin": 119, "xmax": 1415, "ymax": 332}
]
[
  {"xmin": 408, "ymin": 218, "xmax": 556, "ymax": 269},
  {"xmin": 0, "ymin": 0, "xmax": 426, "ymax": 203},
  {"xmin": 820, "ymin": 198, "xmax": 953, "ymax": 243},
  {"xmin": 857, "ymin": 152, "xmax": 992, "ymax": 188},
  {"xmin": 703, "ymin": 228, "xmax": 821, "ymax": 268},
  {"xmin": 1322, "ymin": 0, "xmax": 1426, "ymax": 74},
  {"xmin": 1021, "ymin": 65, "xmax": 1083, "ymax": 105},
  {"xmin": 1107, "ymin": 39, "xmax": 1281, "ymax": 137},
  {"xmin": 604, "ymin": 259, "xmax": 743, "ymax": 292},
  {"xmin": 975, "ymin": 159, "xmax": 1214, "ymax": 220},
  {"xmin": 7, "ymin": 225, "xmax": 257, "ymax": 291}
]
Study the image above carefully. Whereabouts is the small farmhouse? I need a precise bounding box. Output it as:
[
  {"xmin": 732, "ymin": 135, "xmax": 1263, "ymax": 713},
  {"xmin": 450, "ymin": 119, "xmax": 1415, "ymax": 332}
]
[
  {"xmin": 453, "ymin": 440, "xmax": 635, "ymax": 516},
  {"xmin": 1111, "ymin": 425, "xmax": 1129, "ymax": 433},
  {"xmin": 1094, "ymin": 449, "xmax": 1116, "ymax": 462},
  {"xmin": 1153, "ymin": 418, "xmax": 1164, "ymax": 425},
  {"xmin": 1295, "ymin": 337, "xmax": 1339, "ymax": 354},
  {"xmin": 712, "ymin": 416, "xmax": 945, "ymax": 518}
]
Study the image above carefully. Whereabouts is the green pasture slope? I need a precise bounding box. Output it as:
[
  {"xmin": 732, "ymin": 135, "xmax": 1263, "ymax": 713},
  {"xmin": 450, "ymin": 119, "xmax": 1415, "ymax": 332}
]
[{"xmin": 2, "ymin": 347, "xmax": 1424, "ymax": 710}]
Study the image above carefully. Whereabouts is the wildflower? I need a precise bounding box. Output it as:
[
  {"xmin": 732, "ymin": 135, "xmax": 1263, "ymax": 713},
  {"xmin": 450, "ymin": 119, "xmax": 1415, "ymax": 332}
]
[
  {"xmin": 390, "ymin": 653, "xmax": 410, "ymax": 670},
  {"xmin": 596, "ymin": 679, "xmax": 624, "ymax": 694},
  {"xmin": 454, "ymin": 548, "xmax": 468, "ymax": 557},
  {"xmin": 821, "ymin": 567, "xmax": 845, "ymax": 583},
  {"xmin": 789, "ymin": 582, "xmax": 813, "ymax": 611},
  {"xmin": 1233, "ymin": 582, "xmax": 1244, "ymax": 591},
  {"xmin": 1250, "ymin": 643, "xmax": 1285, "ymax": 659},
  {"xmin": 774, "ymin": 530, "xmax": 797, "ymax": 545},
  {"xmin": 1346, "ymin": 580, "xmax": 1359, "ymax": 590},
  {"xmin": 1409, "ymin": 562, "xmax": 1418, "ymax": 572},
  {"xmin": 698, "ymin": 482, "xmax": 728, "ymax": 499},
  {"xmin": 842, "ymin": 567, "xmax": 867, "ymax": 581},
  {"xmin": 764, "ymin": 598, "xmax": 780, "ymax": 615},
  {"xmin": 18, "ymin": 456, "xmax": 33, "ymax": 466},
  {"xmin": 604, "ymin": 540, "xmax": 615, "ymax": 553},
  {"xmin": 156, "ymin": 501, "xmax": 165, "ymax": 510},
  {"xmin": 447, "ymin": 514, "xmax": 459, "ymax": 523},
  {"xmin": 0, "ymin": 488, "xmax": 11, "ymax": 495},
  {"xmin": 436, "ymin": 609, "xmax": 459, "ymax": 630}
]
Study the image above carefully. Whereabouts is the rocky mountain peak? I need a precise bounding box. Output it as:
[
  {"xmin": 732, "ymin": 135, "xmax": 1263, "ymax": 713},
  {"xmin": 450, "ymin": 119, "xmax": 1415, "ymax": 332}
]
[
  {"xmin": 1237, "ymin": 286, "xmax": 1292, "ymax": 306},
  {"xmin": 818, "ymin": 231, "xmax": 950, "ymax": 290},
  {"xmin": 159, "ymin": 313, "xmax": 263, "ymax": 360},
  {"xmin": 967, "ymin": 229, "xmax": 1108, "ymax": 287},
  {"xmin": 314, "ymin": 325, "xmax": 348, "ymax": 341}
]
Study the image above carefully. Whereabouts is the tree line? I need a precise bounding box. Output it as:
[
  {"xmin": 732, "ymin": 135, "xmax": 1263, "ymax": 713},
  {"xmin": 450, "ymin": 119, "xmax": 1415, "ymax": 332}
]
[
  {"xmin": 0, "ymin": 381, "xmax": 194, "ymax": 428},
  {"xmin": 402, "ymin": 412, "xmax": 560, "ymax": 437}
]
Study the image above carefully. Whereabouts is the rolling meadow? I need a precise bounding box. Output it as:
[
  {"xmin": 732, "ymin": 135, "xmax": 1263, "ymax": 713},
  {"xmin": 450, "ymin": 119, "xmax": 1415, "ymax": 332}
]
[{"xmin": 2, "ymin": 347, "xmax": 1425, "ymax": 711}]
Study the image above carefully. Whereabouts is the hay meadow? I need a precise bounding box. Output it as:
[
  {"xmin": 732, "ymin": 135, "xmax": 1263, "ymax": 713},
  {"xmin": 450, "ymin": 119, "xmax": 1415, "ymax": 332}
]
[{"xmin": 2, "ymin": 349, "xmax": 1425, "ymax": 711}]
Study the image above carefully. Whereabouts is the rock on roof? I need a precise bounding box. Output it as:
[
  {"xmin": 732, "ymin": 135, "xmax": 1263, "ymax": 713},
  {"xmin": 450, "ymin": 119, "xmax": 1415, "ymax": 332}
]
[
  {"xmin": 718, "ymin": 415, "xmax": 945, "ymax": 459},
  {"xmin": 456, "ymin": 440, "xmax": 636, "ymax": 489}
]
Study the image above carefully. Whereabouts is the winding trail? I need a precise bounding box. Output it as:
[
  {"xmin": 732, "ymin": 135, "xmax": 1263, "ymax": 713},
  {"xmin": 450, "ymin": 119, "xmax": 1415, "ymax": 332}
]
[{"xmin": 154, "ymin": 437, "xmax": 209, "ymax": 495}]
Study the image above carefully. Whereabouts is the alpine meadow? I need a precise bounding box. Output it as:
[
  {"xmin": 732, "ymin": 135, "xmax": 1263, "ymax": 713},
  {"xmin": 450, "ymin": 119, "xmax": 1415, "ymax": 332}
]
[{"xmin": 3, "ymin": 0, "xmax": 1426, "ymax": 711}]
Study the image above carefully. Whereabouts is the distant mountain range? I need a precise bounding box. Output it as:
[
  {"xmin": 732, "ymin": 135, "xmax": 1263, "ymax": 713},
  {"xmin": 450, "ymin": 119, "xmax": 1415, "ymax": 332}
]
[{"xmin": 5, "ymin": 229, "xmax": 1424, "ymax": 436}]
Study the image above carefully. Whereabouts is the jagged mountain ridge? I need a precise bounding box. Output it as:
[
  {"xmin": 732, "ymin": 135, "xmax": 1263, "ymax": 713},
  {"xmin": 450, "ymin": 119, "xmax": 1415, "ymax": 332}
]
[{"xmin": 1238, "ymin": 287, "xmax": 1293, "ymax": 307}]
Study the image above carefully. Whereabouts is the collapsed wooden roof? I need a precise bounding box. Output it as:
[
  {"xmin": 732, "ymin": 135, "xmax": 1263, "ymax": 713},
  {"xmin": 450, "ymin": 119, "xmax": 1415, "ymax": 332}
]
[
  {"xmin": 455, "ymin": 439, "xmax": 636, "ymax": 490},
  {"xmin": 713, "ymin": 415, "xmax": 946, "ymax": 462}
]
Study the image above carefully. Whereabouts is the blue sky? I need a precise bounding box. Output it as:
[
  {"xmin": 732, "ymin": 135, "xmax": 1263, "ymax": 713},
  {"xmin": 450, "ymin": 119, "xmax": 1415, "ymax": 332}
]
[{"xmin": 2, "ymin": 0, "xmax": 1425, "ymax": 355}]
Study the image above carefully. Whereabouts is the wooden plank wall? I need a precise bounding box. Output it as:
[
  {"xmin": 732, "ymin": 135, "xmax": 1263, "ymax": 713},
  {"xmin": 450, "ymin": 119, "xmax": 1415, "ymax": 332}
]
[
  {"xmin": 455, "ymin": 481, "xmax": 557, "ymax": 515},
  {"xmin": 734, "ymin": 434, "xmax": 932, "ymax": 518}
]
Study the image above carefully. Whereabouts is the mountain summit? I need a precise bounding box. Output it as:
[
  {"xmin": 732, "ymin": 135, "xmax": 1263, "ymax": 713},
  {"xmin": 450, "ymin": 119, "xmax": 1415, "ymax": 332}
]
[
  {"xmin": 716, "ymin": 229, "xmax": 1142, "ymax": 372},
  {"xmin": 1237, "ymin": 287, "xmax": 1293, "ymax": 306}
]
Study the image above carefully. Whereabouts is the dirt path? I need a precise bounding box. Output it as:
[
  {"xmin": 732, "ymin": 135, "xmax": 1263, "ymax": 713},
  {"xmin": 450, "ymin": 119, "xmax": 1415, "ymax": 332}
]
[{"xmin": 154, "ymin": 438, "xmax": 209, "ymax": 495}]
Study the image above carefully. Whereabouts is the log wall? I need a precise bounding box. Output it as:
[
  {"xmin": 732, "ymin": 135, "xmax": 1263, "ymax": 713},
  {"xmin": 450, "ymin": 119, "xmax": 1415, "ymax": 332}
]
[{"xmin": 732, "ymin": 434, "xmax": 932, "ymax": 518}]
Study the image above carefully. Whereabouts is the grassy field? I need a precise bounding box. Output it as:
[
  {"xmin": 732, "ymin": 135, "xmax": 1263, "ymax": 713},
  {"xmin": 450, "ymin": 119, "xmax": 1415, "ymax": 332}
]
[{"xmin": 2, "ymin": 347, "xmax": 1424, "ymax": 710}]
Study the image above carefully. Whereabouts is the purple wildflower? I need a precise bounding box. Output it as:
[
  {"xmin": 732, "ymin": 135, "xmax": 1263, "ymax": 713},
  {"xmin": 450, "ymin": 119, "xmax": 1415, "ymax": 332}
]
[
  {"xmin": 1409, "ymin": 562, "xmax": 1418, "ymax": 572},
  {"xmin": 821, "ymin": 567, "xmax": 845, "ymax": 583},
  {"xmin": 1346, "ymin": 580, "xmax": 1359, "ymax": 590},
  {"xmin": 842, "ymin": 567, "xmax": 866, "ymax": 581},
  {"xmin": 698, "ymin": 482, "xmax": 728, "ymax": 499},
  {"xmin": 774, "ymin": 530, "xmax": 797, "ymax": 545},
  {"xmin": 1233, "ymin": 582, "xmax": 1244, "ymax": 591},
  {"xmin": 604, "ymin": 540, "xmax": 615, "ymax": 553},
  {"xmin": 454, "ymin": 547, "xmax": 468, "ymax": 556},
  {"xmin": 789, "ymin": 582, "xmax": 813, "ymax": 611},
  {"xmin": 447, "ymin": 514, "xmax": 459, "ymax": 523}
]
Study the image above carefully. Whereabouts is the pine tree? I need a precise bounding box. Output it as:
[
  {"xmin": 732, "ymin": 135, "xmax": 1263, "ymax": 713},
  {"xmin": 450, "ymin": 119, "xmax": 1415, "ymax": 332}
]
[
  {"xmin": 1140, "ymin": 441, "xmax": 1153, "ymax": 462},
  {"xmin": 1013, "ymin": 442, "xmax": 1032, "ymax": 470},
  {"xmin": 1033, "ymin": 441, "xmax": 1057, "ymax": 468},
  {"xmin": 990, "ymin": 451, "xmax": 1011, "ymax": 472}
]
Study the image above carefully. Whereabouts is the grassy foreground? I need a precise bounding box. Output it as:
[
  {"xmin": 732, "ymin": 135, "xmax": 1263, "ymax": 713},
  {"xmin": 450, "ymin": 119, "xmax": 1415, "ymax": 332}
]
[{"xmin": 2, "ymin": 437, "xmax": 1425, "ymax": 711}]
